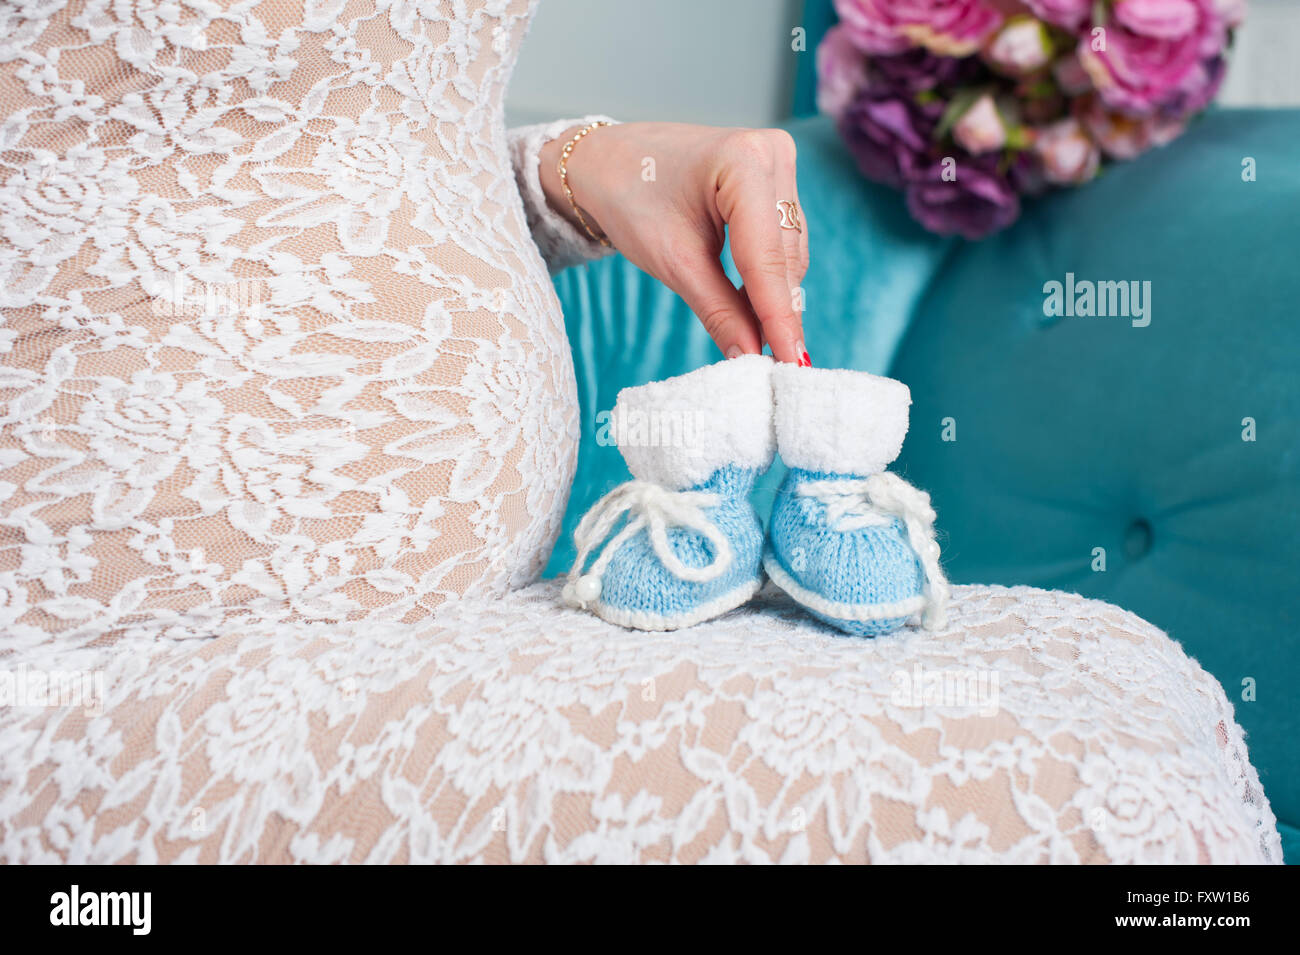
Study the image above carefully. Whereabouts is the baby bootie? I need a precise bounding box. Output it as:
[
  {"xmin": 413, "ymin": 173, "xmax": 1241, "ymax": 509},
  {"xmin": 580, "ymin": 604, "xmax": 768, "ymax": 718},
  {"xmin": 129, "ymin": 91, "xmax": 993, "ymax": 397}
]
[
  {"xmin": 562, "ymin": 355, "xmax": 775, "ymax": 630},
  {"xmin": 763, "ymin": 365, "xmax": 949, "ymax": 636}
]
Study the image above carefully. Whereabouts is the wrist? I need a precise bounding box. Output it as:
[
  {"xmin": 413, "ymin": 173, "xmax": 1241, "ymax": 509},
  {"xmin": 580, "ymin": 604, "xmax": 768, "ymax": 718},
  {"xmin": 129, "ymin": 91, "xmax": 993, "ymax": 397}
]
[
  {"xmin": 539, "ymin": 122, "xmax": 611, "ymax": 245},
  {"xmin": 538, "ymin": 127, "xmax": 581, "ymax": 224}
]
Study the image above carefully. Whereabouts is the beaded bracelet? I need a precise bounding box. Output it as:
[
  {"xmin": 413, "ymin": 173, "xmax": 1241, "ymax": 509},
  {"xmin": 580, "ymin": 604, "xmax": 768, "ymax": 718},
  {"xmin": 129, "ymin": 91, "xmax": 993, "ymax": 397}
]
[{"xmin": 556, "ymin": 120, "xmax": 613, "ymax": 248}]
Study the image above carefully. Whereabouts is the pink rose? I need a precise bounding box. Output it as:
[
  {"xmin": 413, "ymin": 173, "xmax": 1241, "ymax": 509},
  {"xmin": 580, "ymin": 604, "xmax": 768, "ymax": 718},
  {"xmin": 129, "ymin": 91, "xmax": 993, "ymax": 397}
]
[
  {"xmin": 984, "ymin": 16, "xmax": 1054, "ymax": 75},
  {"xmin": 816, "ymin": 25, "xmax": 871, "ymax": 120},
  {"xmin": 1116, "ymin": 0, "xmax": 1199, "ymax": 38},
  {"xmin": 1079, "ymin": 0, "xmax": 1231, "ymax": 115},
  {"xmin": 953, "ymin": 93, "xmax": 1007, "ymax": 154},
  {"xmin": 1033, "ymin": 117, "xmax": 1101, "ymax": 184},
  {"xmin": 1079, "ymin": 96, "xmax": 1185, "ymax": 159},
  {"xmin": 833, "ymin": 0, "xmax": 1004, "ymax": 56},
  {"xmin": 1023, "ymin": 0, "xmax": 1092, "ymax": 31}
]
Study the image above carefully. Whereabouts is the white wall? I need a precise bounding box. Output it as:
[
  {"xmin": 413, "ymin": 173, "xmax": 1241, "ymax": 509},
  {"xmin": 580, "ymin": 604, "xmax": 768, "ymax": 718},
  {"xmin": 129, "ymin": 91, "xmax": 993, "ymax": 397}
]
[
  {"xmin": 505, "ymin": 0, "xmax": 803, "ymax": 127},
  {"xmin": 506, "ymin": 0, "xmax": 1300, "ymax": 127},
  {"xmin": 1219, "ymin": 0, "xmax": 1300, "ymax": 107}
]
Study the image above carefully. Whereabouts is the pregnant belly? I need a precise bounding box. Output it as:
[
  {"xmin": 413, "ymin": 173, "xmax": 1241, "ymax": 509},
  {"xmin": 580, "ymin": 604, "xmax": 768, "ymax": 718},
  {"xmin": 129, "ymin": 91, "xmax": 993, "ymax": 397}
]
[{"xmin": 0, "ymin": 202, "xmax": 579, "ymax": 644}]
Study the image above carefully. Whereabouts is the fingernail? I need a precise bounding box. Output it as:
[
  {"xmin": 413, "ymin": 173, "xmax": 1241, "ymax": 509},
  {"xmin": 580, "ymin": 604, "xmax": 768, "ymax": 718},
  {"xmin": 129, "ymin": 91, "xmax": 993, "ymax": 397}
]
[
  {"xmin": 725, "ymin": 345, "xmax": 742, "ymax": 360},
  {"xmin": 796, "ymin": 341, "xmax": 812, "ymax": 368}
]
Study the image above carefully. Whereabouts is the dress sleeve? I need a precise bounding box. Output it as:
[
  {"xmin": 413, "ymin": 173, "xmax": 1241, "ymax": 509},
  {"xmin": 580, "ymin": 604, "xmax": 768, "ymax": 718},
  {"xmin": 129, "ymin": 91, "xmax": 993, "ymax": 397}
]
[{"xmin": 507, "ymin": 115, "xmax": 619, "ymax": 275}]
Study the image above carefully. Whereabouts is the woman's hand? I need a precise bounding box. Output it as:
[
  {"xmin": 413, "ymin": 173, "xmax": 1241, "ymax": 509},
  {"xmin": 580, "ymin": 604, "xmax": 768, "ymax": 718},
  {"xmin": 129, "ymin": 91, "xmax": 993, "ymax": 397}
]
[{"xmin": 539, "ymin": 122, "xmax": 811, "ymax": 366}]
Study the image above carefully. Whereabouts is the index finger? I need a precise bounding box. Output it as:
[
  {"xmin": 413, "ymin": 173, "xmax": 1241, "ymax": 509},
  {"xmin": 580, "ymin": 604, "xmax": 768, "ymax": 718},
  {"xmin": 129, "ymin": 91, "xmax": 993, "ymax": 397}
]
[{"xmin": 716, "ymin": 137, "xmax": 807, "ymax": 364}]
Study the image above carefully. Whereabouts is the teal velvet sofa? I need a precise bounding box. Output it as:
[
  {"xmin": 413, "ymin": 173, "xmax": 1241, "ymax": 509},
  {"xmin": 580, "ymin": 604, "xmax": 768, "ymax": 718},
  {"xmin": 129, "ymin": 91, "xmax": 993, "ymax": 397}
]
[{"xmin": 545, "ymin": 103, "xmax": 1300, "ymax": 862}]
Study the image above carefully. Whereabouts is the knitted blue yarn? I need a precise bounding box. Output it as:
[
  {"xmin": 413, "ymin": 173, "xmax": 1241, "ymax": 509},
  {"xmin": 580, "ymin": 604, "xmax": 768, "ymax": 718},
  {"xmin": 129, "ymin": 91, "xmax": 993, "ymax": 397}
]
[
  {"xmin": 585, "ymin": 465, "xmax": 764, "ymax": 629},
  {"xmin": 765, "ymin": 467, "xmax": 925, "ymax": 637}
]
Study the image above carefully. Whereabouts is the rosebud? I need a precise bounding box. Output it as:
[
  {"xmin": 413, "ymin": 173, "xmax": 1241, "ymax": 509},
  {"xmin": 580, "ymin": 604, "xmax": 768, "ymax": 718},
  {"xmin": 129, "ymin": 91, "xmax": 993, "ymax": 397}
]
[
  {"xmin": 985, "ymin": 17, "xmax": 1053, "ymax": 75},
  {"xmin": 1033, "ymin": 117, "xmax": 1100, "ymax": 184},
  {"xmin": 953, "ymin": 93, "xmax": 1007, "ymax": 155}
]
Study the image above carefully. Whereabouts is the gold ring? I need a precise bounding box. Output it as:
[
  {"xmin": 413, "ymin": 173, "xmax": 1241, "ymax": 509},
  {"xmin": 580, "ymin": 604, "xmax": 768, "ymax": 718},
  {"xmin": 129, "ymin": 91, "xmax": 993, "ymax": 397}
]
[{"xmin": 776, "ymin": 199, "xmax": 802, "ymax": 233}]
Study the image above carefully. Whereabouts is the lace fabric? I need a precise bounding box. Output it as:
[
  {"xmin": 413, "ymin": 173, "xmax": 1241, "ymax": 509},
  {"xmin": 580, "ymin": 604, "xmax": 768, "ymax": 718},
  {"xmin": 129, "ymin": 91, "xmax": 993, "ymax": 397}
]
[
  {"xmin": 0, "ymin": 583, "xmax": 1281, "ymax": 863},
  {"xmin": 0, "ymin": 0, "xmax": 609, "ymax": 645}
]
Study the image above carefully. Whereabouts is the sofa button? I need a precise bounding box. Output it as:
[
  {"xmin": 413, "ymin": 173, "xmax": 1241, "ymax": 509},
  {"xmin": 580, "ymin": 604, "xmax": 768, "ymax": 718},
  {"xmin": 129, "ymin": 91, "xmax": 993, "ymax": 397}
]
[{"xmin": 1124, "ymin": 519, "xmax": 1153, "ymax": 561}]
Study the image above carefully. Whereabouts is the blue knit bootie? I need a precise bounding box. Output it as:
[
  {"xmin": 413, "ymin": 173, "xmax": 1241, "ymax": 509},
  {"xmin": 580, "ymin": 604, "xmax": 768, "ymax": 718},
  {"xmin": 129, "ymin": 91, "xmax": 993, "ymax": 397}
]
[
  {"xmin": 562, "ymin": 355, "xmax": 776, "ymax": 630},
  {"xmin": 763, "ymin": 365, "xmax": 949, "ymax": 636}
]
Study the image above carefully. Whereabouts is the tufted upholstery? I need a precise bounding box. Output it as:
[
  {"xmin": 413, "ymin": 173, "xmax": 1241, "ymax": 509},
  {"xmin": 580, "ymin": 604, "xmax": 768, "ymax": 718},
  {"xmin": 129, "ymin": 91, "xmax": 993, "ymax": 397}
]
[{"xmin": 547, "ymin": 109, "xmax": 1300, "ymax": 861}]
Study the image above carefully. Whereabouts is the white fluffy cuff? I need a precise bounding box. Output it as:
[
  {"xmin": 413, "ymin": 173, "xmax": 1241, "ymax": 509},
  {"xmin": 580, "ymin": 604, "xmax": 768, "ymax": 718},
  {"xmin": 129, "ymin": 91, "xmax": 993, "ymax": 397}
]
[
  {"xmin": 611, "ymin": 355, "xmax": 776, "ymax": 490},
  {"xmin": 772, "ymin": 364, "xmax": 911, "ymax": 474}
]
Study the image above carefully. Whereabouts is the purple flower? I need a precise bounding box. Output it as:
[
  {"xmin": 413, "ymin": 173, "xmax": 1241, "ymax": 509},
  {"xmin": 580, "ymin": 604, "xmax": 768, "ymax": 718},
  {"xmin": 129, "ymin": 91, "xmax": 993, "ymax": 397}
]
[
  {"xmin": 838, "ymin": 91, "xmax": 943, "ymax": 188},
  {"xmin": 868, "ymin": 45, "xmax": 984, "ymax": 93},
  {"xmin": 905, "ymin": 156, "xmax": 1021, "ymax": 239},
  {"xmin": 1007, "ymin": 149, "xmax": 1050, "ymax": 197}
]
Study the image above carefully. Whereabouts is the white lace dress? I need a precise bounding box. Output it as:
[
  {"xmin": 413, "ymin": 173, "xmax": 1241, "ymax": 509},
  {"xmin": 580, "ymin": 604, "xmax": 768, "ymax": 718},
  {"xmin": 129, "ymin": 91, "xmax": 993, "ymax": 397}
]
[
  {"xmin": 0, "ymin": 0, "xmax": 1282, "ymax": 863},
  {"xmin": 1, "ymin": 0, "xmax": 609, "ymax": 645}
]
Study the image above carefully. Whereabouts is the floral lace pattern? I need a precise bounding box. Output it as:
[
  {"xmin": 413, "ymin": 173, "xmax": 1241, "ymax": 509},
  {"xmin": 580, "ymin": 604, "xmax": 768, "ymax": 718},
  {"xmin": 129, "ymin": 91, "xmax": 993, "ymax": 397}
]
[
  {"xmin": 0, "ymin": 584, "xmax": 1280, "ymax": 863},
  {"xmin": 0, "ymin": 0, "xmax": 610, "ymax": 645}
]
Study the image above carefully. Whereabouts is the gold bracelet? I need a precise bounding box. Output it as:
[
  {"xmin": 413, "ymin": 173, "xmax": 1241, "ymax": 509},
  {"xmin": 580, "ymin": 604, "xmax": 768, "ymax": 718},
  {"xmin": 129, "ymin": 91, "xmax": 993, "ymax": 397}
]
[{"xmin": 556, "ymin": 120, "xmax": 613, "ymax": 248}]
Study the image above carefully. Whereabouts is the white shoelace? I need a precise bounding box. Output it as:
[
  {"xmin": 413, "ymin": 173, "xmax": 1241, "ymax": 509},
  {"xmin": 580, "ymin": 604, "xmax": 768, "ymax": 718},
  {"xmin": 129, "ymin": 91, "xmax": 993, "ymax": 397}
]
[
  {"xmin": 796, "ymin": 473, "xmax": 951, "ymax": 630},
  {"xmin": 563, "ymin": 480, "xmax": 732, "ymax": 609}
]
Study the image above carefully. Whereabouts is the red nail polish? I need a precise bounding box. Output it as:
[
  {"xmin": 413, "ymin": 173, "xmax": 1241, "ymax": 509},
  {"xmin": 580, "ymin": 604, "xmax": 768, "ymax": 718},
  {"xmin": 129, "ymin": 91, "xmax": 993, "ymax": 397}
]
[{"xmin": 798, "ymin": 351, "xmax": 812, "ymax": 368}]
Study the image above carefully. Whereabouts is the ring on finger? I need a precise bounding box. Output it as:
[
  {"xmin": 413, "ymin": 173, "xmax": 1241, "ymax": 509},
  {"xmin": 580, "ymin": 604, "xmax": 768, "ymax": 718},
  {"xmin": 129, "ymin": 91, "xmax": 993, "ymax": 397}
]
[{"xmin": 776, "ymin": 199, "xmax": 802, "ymax": 233}]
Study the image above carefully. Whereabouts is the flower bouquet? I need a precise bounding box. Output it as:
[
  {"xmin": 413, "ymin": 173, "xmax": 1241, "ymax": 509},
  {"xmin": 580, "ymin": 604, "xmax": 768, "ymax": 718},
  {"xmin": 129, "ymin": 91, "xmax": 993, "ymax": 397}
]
[{"xmin": 818, "ymin": 0, "xmax": 1245, "ymax": 238}]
